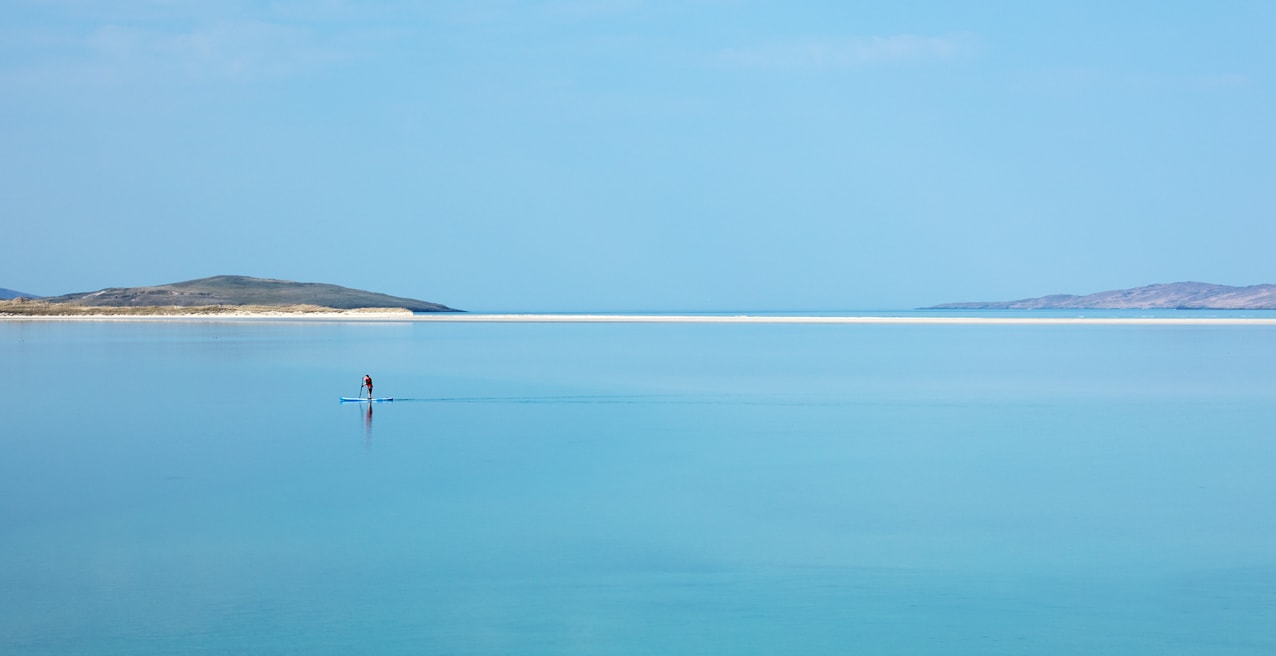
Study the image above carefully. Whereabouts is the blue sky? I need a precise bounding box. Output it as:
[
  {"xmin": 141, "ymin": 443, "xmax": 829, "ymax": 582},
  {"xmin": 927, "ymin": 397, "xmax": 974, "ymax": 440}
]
[{"xmin": 3, "ymin": 1, "xmax": 1273, "ymax": 311}]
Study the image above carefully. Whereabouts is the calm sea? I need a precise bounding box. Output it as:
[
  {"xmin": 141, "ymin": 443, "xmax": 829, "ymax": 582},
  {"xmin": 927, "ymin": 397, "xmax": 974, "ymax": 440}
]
[{"xmin": 2, "ymin": 317, "xmax": 1274, "ymax": 655}]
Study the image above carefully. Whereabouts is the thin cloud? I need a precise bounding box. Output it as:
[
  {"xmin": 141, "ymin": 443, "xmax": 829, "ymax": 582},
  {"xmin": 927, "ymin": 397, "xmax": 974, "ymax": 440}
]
[
  {"xmin": 544, "ymin": 0, "xmax": 645, "ymax": 18},
  {"xmin": 84, "ymin": 21, "xmax": 350, "ymax": 81},
  {"xmin": 716, "ymin": 33, "xmax": 974, "ymax": 70},
  {"xmin": 0, "ymin": 17, "xmax": 367, "ymax": 89},
  {"xmin": 1193, "ymin": 73, "xmax": 1249, "ymax": 89},
  {"xmin": 1029, "ymin": 67, "xmax": 1253, "ymax": 94}
]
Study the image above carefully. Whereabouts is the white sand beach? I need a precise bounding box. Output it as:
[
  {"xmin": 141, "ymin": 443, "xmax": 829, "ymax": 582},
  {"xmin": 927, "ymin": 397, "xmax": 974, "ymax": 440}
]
[{"xmin": 0, "ymin": 309, "xmax": 417, "ymax": 322}]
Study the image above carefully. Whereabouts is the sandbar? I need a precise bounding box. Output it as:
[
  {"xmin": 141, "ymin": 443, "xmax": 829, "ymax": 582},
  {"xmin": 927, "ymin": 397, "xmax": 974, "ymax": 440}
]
[
  {"xmin": 4, "ymin": 311, "xmax": 1276, "ymax": 325},
  {"xmin": 406, "ymin": 314, "xmax": 1276, "ymax": 325},
  {"xmin": 0, "ymin": 306, "xmax": 415, "ymax": 322}
]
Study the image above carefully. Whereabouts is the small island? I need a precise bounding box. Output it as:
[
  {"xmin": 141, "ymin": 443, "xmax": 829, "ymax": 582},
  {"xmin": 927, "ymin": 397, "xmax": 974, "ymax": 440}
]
[{"xmin": 0, "ymin": 275, "xmax": 459, "ymax": 317}]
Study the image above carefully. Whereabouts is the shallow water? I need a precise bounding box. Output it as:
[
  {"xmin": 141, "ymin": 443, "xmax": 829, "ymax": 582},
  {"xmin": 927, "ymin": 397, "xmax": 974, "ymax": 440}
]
[{"xmin": 2, "ymin": 319, "xmax": 1274, "ymax": 654}]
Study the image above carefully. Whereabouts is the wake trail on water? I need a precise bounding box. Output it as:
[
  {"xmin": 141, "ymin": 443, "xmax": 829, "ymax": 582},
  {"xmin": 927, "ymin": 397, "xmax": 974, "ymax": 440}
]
[
  {"xmin": 372, "ymin": 395, "xmax": 862, "ymax": 406},
  {"xmin": 387, "ymin": 394, "xmax": 669, "ymax": 404}
]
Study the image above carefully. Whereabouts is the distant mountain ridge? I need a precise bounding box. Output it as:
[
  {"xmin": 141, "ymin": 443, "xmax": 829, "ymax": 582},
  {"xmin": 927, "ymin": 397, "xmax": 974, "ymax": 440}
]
[
  {"xmin": 39, "ymin": 276, "xmax": 459, "ymax": 312},
  {"xmin": 931, "ymin": 282, "xmax": 1276, "ymax": 310},
  {"xmin": 0, "ymin": 288, "xmax": 39, "ymax": 300}
]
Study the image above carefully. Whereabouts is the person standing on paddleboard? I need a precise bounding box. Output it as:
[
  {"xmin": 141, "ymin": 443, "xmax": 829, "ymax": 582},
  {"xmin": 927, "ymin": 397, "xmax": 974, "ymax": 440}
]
[{"xmin": 361, "ymin": 374, "xmax": 374, "ymax": 399}]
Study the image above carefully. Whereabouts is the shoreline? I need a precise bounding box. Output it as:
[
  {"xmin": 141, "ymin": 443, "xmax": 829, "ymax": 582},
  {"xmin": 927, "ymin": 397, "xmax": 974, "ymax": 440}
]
[
  {"xmin": 0, "ymin": 301, "xmax": 418, "ymax": 321},
  {"xmin": 408, "ymin": 314, "xmax": 1276, "ymax": 325},
  {"xmin": 4, "ymin": 312, "xmax": 1276, "ymax": 325},
  {"xmin": 0, "ymin": 311, "xmax": 416, "ymax": 322}
]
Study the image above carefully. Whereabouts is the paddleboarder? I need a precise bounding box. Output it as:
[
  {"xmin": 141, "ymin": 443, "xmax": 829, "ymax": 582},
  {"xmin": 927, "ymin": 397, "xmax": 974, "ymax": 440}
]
[{"xmin": 361, "ymin": 374, "xmax": 374, "ymax": 399}]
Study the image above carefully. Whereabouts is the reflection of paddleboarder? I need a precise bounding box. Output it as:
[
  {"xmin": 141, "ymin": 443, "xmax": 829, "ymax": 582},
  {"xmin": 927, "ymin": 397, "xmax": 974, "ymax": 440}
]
[{"xmin": 361, "ymin": 374, "xmax": 374, "ymax": 399}]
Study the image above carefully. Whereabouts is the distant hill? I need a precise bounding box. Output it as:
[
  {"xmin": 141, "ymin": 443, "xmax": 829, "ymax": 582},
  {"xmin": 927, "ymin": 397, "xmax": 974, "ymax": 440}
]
[
  {"xmin": 40, "ymin": 276, "xmax": 459, "ymax": 312},
  {"xmin": 0, "ymin": 288, "xmax": 39, "ymax": 300},
  {"xmin": 930, "ymin": 282, "xmax": 1276, "ymax": 310}
]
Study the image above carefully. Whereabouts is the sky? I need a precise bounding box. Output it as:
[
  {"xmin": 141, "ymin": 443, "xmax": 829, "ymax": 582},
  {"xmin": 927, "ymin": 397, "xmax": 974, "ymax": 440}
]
[{"xmin": 2, "ymin": 1, "xmax": 1274, "ymax": 311}]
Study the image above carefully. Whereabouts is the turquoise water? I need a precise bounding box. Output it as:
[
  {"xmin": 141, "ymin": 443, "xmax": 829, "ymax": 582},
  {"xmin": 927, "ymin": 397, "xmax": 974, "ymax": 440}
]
[{"xmin": 2, "ymin": 319, "xmax": 1275, "ymax": 654}]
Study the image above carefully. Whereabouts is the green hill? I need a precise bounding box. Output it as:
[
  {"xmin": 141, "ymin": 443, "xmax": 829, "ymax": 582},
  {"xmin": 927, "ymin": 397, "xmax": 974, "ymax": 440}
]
[{"xmin": 41, "ymin": 276, "xmax": 459, "ymax": 312}]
